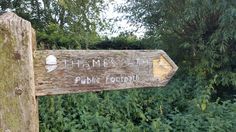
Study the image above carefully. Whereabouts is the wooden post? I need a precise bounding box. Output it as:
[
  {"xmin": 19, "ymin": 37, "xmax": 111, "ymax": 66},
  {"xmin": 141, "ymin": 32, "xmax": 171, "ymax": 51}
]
[{"xmin": 0, "ymin": 12, "xmax": 38, "ymax": 131}]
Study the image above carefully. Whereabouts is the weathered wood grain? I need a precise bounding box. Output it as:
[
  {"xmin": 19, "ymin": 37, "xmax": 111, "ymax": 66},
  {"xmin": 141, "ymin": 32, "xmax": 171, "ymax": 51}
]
[
  {"xmin": 0, "ymin": 12, "xmax": 38, "ymax": 132},
  {"xmin": 34, "ymin": 50, "xmax": 178, "ymax": 96}
]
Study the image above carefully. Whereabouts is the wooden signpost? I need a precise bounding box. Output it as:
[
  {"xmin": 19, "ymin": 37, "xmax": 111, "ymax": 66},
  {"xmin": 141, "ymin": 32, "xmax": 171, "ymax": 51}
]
[
  {"xmin": 34, "ymin": 50, "xmax": 178, "ymax": 96},
  {"xmin": 0, "ymin": 12, "xmax": 178, "ymax": 131}
]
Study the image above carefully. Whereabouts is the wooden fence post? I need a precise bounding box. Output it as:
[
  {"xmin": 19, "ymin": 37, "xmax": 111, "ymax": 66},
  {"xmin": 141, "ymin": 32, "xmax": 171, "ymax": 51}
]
[{"xmin": 0, "ymin": 12, "xmax": 38, "ymax": 131}]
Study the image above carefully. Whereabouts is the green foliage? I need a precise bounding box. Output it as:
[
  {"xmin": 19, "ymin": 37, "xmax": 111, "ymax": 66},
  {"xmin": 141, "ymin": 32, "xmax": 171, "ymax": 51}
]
[
  {"xmin": 38, "ymin": 0, "xmax": 236, "ymax": 131},
  {"xmin": 121, "ymin": 0, "xmax": 236, "ymax": 100},
  {"xmin": 37, "ymin": 0, "xmax": 235, "ymax": 130},
  {"xmin": 37, "ymin": 23, "xmax": 80, "ymax": 49},
  {"xmin": 90, "ymin": 33, "xmax": 144, "ymax": 49},
  {"xmin": 1, "ymin": 0, "xmax": 235, "ymax": 131},
  {"xmin": 39, "ymin": 76, "xmax": 236, "ymax": 131},
  {"xmin": 0, "ymin": 0, "xmax": 105, "ymax": 49}
]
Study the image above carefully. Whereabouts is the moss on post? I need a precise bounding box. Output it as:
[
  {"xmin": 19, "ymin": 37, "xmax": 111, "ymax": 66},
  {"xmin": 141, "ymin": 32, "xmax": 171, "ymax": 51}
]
[{"xmin": 0, "ymin": 12, "xmax": 38, "ymax": 132}]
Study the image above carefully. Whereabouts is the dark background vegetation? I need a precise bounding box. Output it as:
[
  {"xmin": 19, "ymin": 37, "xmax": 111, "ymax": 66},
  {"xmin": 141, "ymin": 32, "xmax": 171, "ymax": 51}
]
[{"xmin": 1, "ymin": 0, "xmax": 236, "ymax": 131}]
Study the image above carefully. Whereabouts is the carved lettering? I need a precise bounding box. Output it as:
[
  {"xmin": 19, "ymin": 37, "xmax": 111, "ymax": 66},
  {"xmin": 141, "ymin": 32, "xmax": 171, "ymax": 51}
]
[
  {"xmin": 74, "ymin": 76, "xmax": 100, "ymax": 85},
  {"xmin": 82, "ymin": 63, "xmax": 91, "ymax": 70},
  {"xmin": 62, "ymin": 57, "xmax": 151, "ymax": 70},
  {"xmin": 103, "ymin": 59, "xmax": 109, "ymax": 67},
  {"xmin": 71, "ymin": 60, "xmax": 80, "ymax": 68},
  {"xmin": 110, "ymin": 57, "xmax": 117, "ymax": 67},
  {"xmin": 105, "ymin": 75, "xmax": 139, "ymax": 84},
  {"xmin": 92, "ymin": 59, "xmax": 101, "ymax": 67}
]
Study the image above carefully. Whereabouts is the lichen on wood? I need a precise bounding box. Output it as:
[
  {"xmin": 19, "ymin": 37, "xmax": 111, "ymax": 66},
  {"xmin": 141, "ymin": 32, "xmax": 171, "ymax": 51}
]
[{"xmin": 0, "ymin": 12, "xmax": 38, "ymax": 132}]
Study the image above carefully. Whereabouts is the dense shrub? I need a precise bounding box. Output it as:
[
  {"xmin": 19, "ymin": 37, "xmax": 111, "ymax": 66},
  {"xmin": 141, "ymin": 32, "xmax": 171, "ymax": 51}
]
[{"xmin": 39, "ymin": 75, "xmax": 236, "ymax": 131}]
